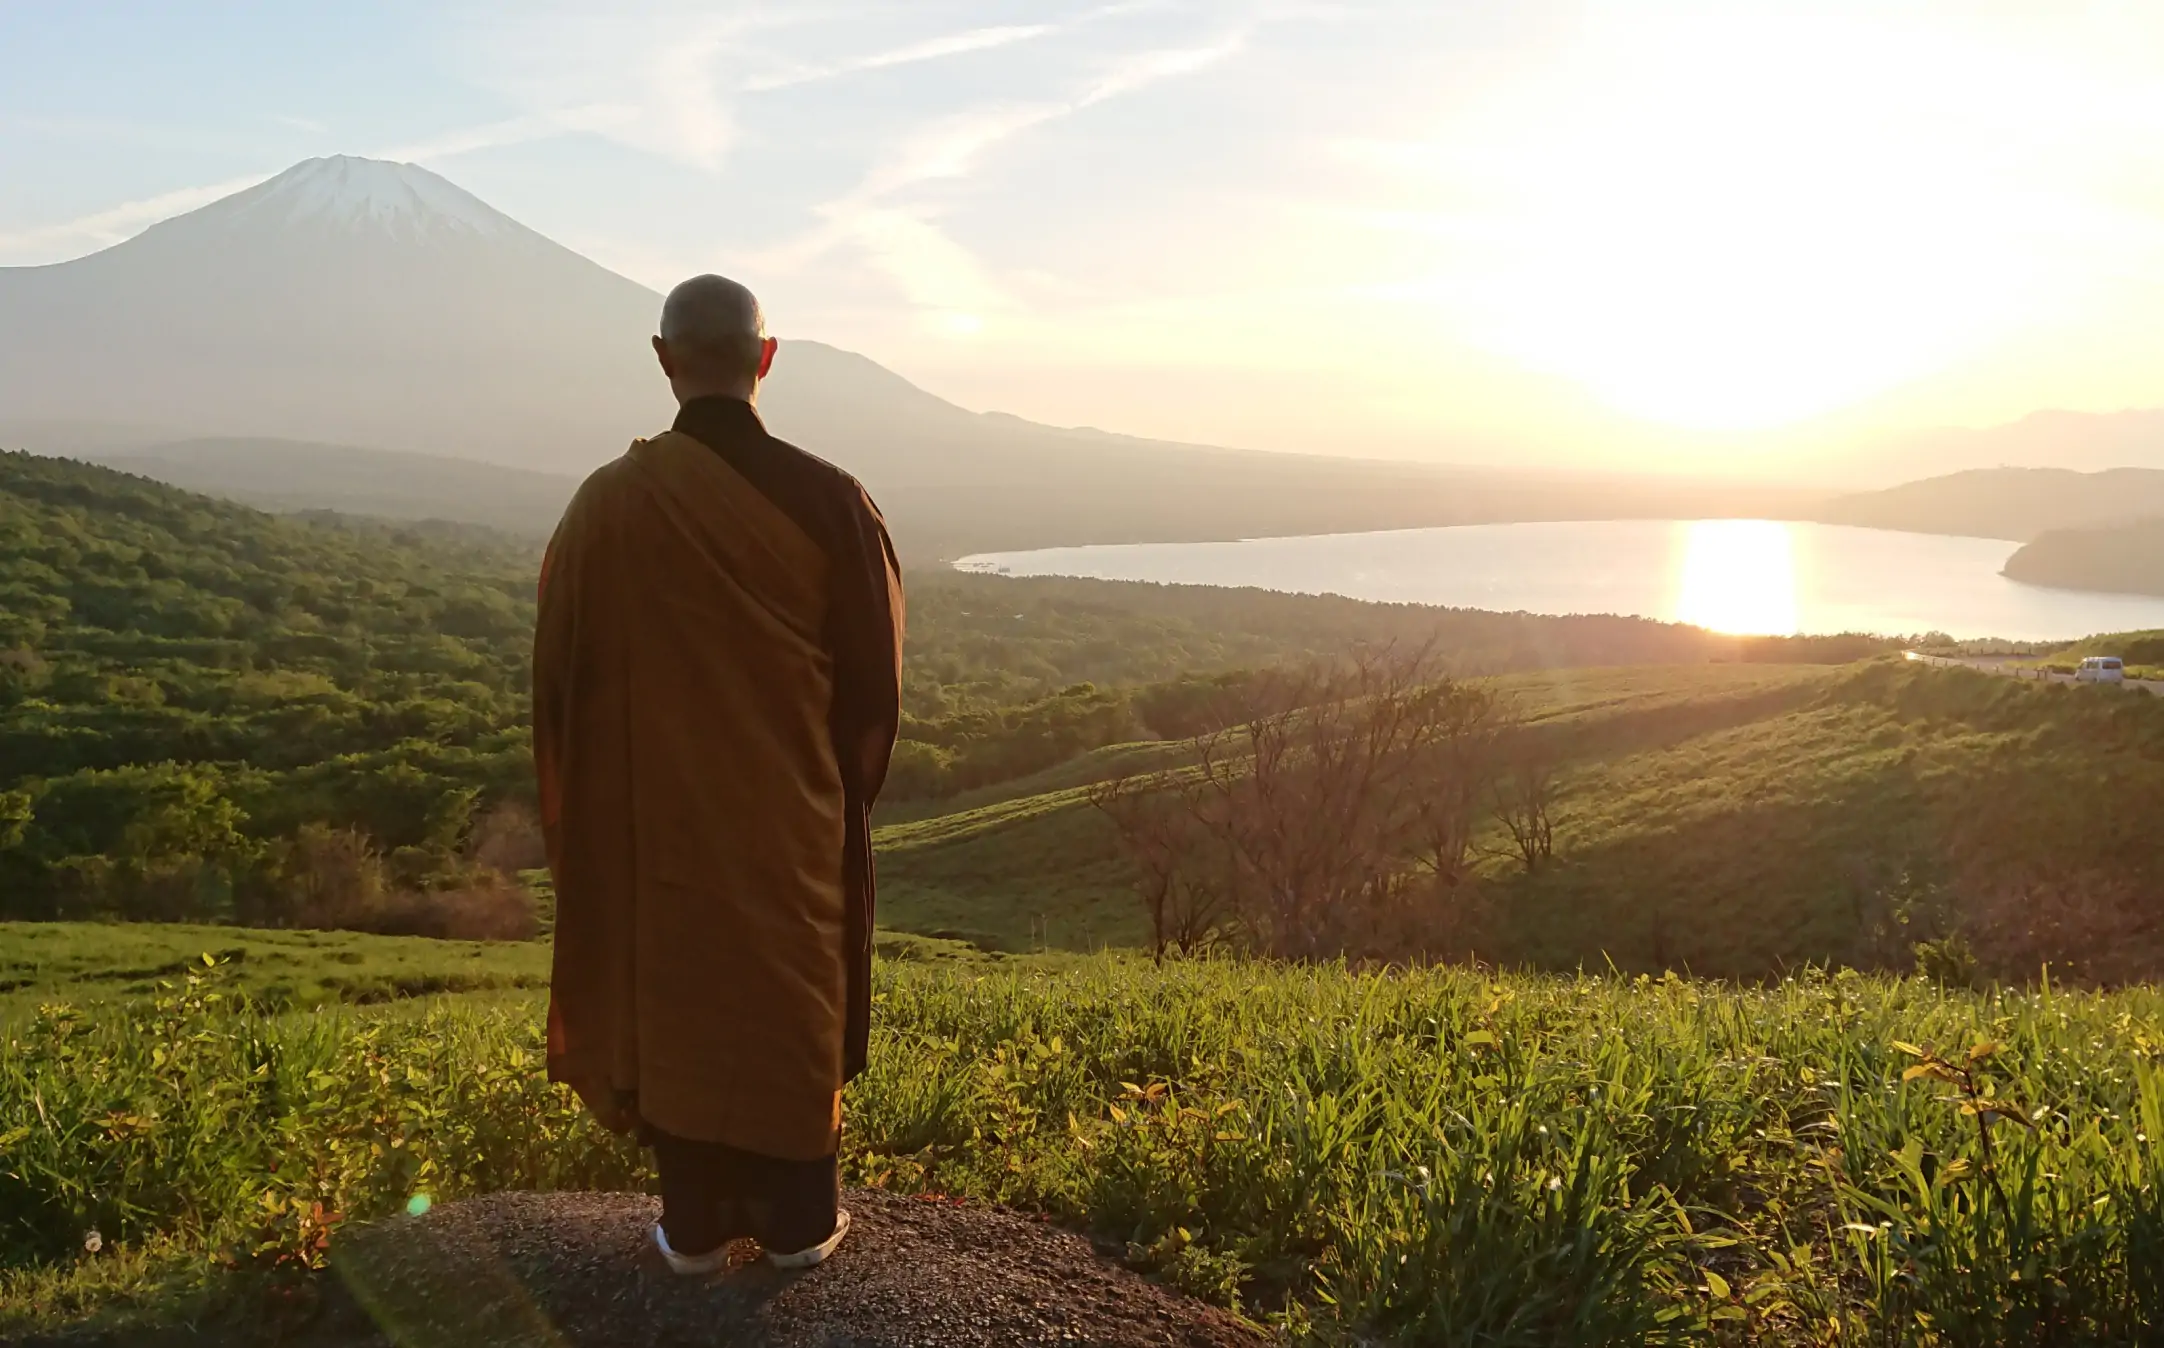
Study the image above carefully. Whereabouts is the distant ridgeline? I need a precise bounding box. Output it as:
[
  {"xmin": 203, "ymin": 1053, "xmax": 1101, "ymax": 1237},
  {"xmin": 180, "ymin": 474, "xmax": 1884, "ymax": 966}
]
[{"xmin": 0, "ymin": 452, "xmax": 1889, "ymax": 931}]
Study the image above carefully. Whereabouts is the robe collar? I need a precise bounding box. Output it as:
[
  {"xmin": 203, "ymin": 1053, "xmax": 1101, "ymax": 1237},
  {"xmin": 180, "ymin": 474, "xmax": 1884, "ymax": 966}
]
[{"xmin": 673, "ymin": 394, "xmax": 766, "ymax": 443}]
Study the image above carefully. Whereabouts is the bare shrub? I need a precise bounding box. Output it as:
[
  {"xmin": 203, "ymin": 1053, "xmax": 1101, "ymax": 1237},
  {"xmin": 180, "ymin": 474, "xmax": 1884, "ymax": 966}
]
[
  {"xmin": 1087, "ymin": 772, "xmax": 1232, "ymax": 961},
  {"xmin": 263, "ymin": 823, "xmax": 537, "ymax": 941},
  {"xmin": 1490, "ymin": 752, "xmax": 1557, "ymax": 873},
  {"xmin": 276, "ymin": 824, "xmax": 390, "ymax": 928},
  {"xmin": 1093, "ymin": 645, "xmax": 1519, "ymax": 962},
  {"xmin": 1960, "ymin": 869, "xmax": 2164, "ymax": 986},
  {"xmin": 468, "ymin": 799, "xmax": 547, "ymax": 876},
  {"xmin": 368, "ymin": 874, "xmax": 540, "ymax": 942}
]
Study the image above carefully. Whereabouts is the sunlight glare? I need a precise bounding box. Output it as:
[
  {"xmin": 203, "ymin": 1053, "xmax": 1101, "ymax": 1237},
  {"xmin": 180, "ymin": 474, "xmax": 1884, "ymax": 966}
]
[
  {"xmin": 1673, "ymin": 520, "xmax": 1797, "ymax": 636},
  {"xmin": 1398, "ymin": 13, "xmax": 2099, "ymax": 430},
  {"xmin": 930, "ymin": 310, "xmax": 985, "ymax": 337}
]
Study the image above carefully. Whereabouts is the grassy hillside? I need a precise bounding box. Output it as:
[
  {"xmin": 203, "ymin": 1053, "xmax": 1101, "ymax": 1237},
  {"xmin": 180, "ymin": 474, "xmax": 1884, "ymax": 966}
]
[
  {"xmin": 0, "ymin": 921, "xmax": 994, "ymax": 1026},
  {"xmin": 2003, "ymin": 516, "xmax": 2164, "ymax": 597},
  {"xmin": 7, "ymin": 453, "xmax": 1873, "ymax": 928},
  {"xmin": 0, "ymin": 922, "xmax": 547, "ymax": 1023},
  {"xmin": 4, "ymin": 953, "xmax": 2158, "ymax": 1344},
  {"xmin": 2015, "ymin": 630, "xmax": 2164, "ymax": 682},
  {"xmin": 1503, "ymin": 661, "xmax": 2164, "ymax": 976},
  {"xmin": 8, "ymin": 457, "xmax": 2164, "ymax": 1342},
  {"xmin": 874, "ymin": 663, "xmax": 1839, "ymax": 951},
  {"xmin": 877, "ymin": 661, "xmax": 2164, "ymax": 981}
]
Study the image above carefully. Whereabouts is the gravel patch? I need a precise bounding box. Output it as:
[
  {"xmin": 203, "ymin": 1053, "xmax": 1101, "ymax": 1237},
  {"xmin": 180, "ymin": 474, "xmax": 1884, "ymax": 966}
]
[{"xmin": 310, "ymin": 1189, "xmax": 1270, "ymax": 1347}]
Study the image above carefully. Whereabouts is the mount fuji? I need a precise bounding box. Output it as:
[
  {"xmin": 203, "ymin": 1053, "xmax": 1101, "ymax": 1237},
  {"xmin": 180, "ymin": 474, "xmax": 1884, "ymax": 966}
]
[
  {"xmin": 0, "ymin": 156, "xmax": 1808, "ymax": 552},
  {"xmin": 0, "ymin": 157, "xmax": 699, "ymax": 471}
]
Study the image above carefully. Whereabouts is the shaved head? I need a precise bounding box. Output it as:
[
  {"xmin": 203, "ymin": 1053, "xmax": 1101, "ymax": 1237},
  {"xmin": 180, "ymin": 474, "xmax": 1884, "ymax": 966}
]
[{"xmin": 654, "ymin": 274, "xmax": 777, "ymax": 403}]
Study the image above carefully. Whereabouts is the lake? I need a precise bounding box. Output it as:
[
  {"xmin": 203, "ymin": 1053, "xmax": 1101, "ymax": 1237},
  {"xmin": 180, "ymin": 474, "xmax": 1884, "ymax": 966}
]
[{"xmin": 956, "ymin": 519, "xmax": 2164, "ymax": 642}]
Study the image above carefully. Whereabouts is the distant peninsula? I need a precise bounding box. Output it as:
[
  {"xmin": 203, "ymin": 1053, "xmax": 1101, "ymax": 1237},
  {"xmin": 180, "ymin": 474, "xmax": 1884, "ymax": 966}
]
[{"xmin": 2003, "ymin": 517, "xmax": 2164, "ymax": 597}]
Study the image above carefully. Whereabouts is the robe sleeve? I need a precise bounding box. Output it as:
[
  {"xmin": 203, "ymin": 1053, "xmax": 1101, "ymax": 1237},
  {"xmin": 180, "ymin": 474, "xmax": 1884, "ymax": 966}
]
[
  {"xmin": 831, "ymin": 485, "xmax": 905, "ymax": 804},
  {"xmin": 828, "ymin": 482, "xmax": 905, "ymax": 1081},
  {"xmin": 533, "ymin": 525, "xmax": 573, "ymax": 903},
  {"xmin": 533, "ymin": 479, "xmax": 639, "ymax": 1134}
]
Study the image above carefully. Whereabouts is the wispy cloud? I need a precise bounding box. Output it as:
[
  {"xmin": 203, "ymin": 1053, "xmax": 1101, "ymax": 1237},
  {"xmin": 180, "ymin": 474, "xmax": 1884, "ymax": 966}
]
[
  {"xmin": 448, "ymin": 8, "xmax": 798, "ymax": 173},
  {"xmin": 828, "ymin": 31, "xmax": 1250, "ymax": 213},
  {"xmin": 648, "ymin": 21, "xmax": 744, "ymax": 170},
  {"xmin": 745, "ymin": 24, "xmax": 1055, "ymax": 92},
  {"xmin": 790, "ymin": 29, "xmax": 1253, "ymax": 326},
  {"xmin": 0, "ymin": 173, "xmax": 271, "ymax": 261},
  {"xmin": 374, "ymin": 107, "xmax": 622, "ymax": 163},
  {"xmin": 1077, "ymin": 30, "xmax": 1245, "ymax": 106}
]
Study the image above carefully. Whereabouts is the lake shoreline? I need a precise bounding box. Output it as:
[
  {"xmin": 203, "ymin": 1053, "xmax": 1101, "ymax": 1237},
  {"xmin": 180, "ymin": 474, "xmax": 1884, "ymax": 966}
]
[{"xmin": 958, "ymin": 517, "xmax": 2164, "ymax": 642}]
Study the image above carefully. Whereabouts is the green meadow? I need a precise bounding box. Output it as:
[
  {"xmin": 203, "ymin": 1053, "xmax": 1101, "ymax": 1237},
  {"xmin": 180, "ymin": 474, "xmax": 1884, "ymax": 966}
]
[{"xmin": 4, "ymin": 951, "xmax": 2160, "ymax": 1345}]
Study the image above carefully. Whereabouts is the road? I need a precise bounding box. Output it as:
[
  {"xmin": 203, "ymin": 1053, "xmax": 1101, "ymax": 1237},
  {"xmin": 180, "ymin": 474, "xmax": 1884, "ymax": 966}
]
[{"xmin": 1902, "ymin": 650, "xmax": 2164, "ymax": 696}]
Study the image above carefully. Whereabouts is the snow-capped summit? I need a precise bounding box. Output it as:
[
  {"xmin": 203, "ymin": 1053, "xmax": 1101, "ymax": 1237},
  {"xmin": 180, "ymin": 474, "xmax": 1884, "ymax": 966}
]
[{"xmin": 185, "ymin": 155, "xmax": 517, "ymax": 242}]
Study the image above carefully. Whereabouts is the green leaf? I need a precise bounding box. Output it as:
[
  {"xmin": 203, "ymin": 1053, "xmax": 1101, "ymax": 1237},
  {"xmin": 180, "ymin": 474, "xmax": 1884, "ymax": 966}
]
[{"xmin": 1705, "ymin": 1270, "xmax": 1732, "ymax": 1299}]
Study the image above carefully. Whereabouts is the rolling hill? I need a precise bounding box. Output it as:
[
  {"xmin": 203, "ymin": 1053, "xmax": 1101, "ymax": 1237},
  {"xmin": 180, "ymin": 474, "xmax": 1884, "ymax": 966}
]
[
  {"xmin": 1854, "ymin": 406, "xmax": 2164, "ymax": 481},
  {"xmin": 0, "ymin": 451, "xmax": 1825, "ymax": 927},
  {"xmin": 1814, "ymin": 465, "xmax": 2164, "ymax": 541},
  {"xmin": 83, "ymin": 436, "xmax": 582, "ymax": 535},
  {"xmin": 0, "ymin": 156, "xmax": 1814, "ymax": 556},
  {"xmin": 876, "ymin": 659, "xmax": 2164, "ymax": 984},
  {"xmin": 6, "ymin": 450, "xmax": 2160, "ymax": 986}
]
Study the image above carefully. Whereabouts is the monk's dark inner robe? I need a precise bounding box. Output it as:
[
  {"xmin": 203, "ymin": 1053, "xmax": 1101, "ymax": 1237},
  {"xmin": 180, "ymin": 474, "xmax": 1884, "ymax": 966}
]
[{"xmin": 535, "ymin": 395, "xmax": 903, "ymax": 1253}]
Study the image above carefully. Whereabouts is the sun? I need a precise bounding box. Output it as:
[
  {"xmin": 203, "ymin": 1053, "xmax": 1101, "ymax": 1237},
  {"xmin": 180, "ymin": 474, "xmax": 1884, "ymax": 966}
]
[
  {"xmin": 1673, "ymin": 520, "xmax": 1798, "ymax": 636},
  {"xmin": 1412, "ymin": 13, "xmax": 2069, "ymax": 430}
]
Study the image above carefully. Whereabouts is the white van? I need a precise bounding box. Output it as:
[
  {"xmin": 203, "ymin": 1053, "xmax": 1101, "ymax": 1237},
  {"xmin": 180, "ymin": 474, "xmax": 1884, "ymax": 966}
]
[{"xmin": 2075, "ymin": 656, "xmax": 2126, "ymax": 684}]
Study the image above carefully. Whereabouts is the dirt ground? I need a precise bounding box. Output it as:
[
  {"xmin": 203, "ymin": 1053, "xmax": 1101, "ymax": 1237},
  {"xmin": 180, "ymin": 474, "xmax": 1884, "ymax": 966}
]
[{"xmin": 18, "ymin": 1189, "xmax": 1270, "ymax": 1348}]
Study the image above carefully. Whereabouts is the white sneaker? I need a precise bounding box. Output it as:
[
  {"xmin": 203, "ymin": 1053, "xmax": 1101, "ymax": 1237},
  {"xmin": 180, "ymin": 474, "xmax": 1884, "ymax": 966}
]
[
  {"xmin": 766, "ymin": 1208, "xmax": 850, "ymax": 1270},
  {"xmin": 653, "ymin": 1222, "xmax": 738, "ymax": 1276}
]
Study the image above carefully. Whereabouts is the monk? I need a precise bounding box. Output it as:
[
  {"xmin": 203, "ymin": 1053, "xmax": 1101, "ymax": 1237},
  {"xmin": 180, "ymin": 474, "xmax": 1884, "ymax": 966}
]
[{"xmin": 533, "ymin": 274, "xmax": 904, "ymax": 1273}]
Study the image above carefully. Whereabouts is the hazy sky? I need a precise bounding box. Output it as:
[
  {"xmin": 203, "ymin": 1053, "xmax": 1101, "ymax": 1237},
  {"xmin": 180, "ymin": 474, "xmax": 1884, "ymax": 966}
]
[{"xmin": 6, "ymin": 1, "xmax": 2164, "ymax": 474}]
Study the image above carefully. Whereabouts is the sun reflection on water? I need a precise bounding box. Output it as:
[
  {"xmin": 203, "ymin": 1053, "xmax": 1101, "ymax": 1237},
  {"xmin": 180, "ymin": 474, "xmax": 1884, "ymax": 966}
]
[{"xmin": 1673, "ymin": 520, "xmax": 1799, "ymax": 635}]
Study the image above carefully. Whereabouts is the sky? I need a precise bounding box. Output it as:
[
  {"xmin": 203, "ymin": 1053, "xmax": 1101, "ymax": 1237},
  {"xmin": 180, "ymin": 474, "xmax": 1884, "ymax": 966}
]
[{"xmin": 6, "ymin": 1, "xmax": 2164, "ymax": 477}]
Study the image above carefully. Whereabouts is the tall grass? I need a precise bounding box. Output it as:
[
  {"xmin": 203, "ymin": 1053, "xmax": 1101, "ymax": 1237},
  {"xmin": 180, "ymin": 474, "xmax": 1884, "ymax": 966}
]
[{"xmin": 4, "ymin": 957, "xmax": 2159, "ymax": 1344}]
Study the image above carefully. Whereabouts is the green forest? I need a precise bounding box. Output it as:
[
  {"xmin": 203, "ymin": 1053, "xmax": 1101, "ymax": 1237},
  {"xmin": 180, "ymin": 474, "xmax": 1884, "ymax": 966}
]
[{"xmin": 0, "ymin": 451, "xmax": 1879, "ymax": 932}]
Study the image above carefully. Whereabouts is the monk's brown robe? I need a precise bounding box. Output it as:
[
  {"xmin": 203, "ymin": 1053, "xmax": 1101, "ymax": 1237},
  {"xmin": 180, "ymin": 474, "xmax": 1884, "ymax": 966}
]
[{"xmin": 534, "ymin": 396, "xmax": 903, "ymax": 1161}]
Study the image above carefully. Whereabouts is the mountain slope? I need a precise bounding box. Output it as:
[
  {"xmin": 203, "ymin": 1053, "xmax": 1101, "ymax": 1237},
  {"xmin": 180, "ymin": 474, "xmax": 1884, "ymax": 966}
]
[
  {"xmin": 88, "ymin": 437, "xmax": 580, "ymax": 536},
  {"xmin": 1856, "ymin": 407, "xmax": 2164, "ymax": 482},
  {"xmin": 1, "ymin": 157, "xmax": 1816, "ymax": 555},
  {"xmin": 1815, "ymin": 466, "xmax": 2164, "ymax": 541},
  {"xmin": 0, "ymin": 158, "xmax": 672, "ymax": 471}
]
